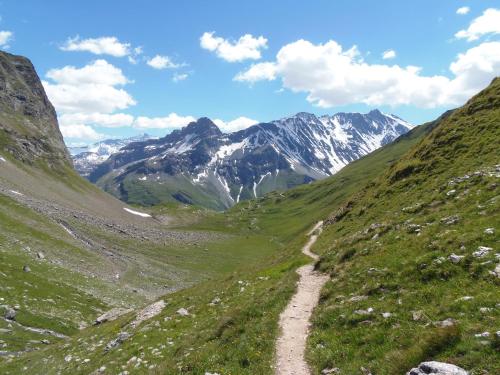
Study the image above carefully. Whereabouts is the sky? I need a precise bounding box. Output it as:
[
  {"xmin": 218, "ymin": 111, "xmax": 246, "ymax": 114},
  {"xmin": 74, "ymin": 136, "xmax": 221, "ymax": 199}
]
[{"xmin": 1, "ymin": 0, "xmax": 499, "ymax": 145}]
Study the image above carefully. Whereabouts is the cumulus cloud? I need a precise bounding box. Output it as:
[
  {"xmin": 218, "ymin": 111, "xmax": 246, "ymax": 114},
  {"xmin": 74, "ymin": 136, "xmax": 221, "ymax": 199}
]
[
  {"xmin": 234, "ymin": 62, "xmax": 278, "ymax": 82},
  {"xmin": 213, "ymin": 116, "xmax": 259, "ymax": 132},
  {"xmin": 455, "ymin": 8, "xmax": 500, "ymax": 41},
  {"xmin": 61, "ymin": 36, "xmax": 132, "ymax": 57},
  {"xmin": 235, "ymin": 38, "xmax": 500, "ymax": 108},
  {"xmin": 146, "ymin": 55, "xmax": 182, "ymax": 69},
  {"xmin": 59, "ymin": 112, "xmax": 134, "ymax": 128},
  {"xmin": 43, "ymin": 59, "xmax": 136, "ymax": 114},
  {"xmin": 172, "ymin": 72, "xmax": 189, "ymax": 82},
  {"xmin": 382, "ymin": 49, "xmax": 396, "ymax": 59},
  {"xmin": 456, "ymin": 6, "xmax": 470, "ymax": 15},
  {"xmin": 59, "ymin": 123, "xmax": 106, "ymax": 141},
  {"xmin": 0, "ymin": 30, "xmax": 13, "ymax": 47},
  {"xmin": 133, "ymin": 113, "xmax": 196, "ymax": 129},
  {"xmin": 200, "ymin": 31, "xmax": 268, "ymax": 62}
]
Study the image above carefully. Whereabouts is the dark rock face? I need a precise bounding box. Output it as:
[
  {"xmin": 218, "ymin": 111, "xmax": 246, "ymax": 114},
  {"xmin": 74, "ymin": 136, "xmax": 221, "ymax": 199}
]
[
  {"xmin": 89, "ymin": 112, "xmax": 413, "ymax": 209},
  {"xmin": 0, "ymin": 51, "xmax": 71, "ymax": 167}
]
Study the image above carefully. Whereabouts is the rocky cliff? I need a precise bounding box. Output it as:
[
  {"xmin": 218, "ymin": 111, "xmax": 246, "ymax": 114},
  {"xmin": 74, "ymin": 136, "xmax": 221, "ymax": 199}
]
[{"xmin": 0, "ymin": 50, "xmax": 71, "ymax": 167}]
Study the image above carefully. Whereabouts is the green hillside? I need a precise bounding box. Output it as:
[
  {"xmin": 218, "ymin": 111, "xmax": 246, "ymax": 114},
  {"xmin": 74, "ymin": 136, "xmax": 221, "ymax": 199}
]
[{"xmin": 307, "ymin": 78, "xmax": 500, "ymax": 373}]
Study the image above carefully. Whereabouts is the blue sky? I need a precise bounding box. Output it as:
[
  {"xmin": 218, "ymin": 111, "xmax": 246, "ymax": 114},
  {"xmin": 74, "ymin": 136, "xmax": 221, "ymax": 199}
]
[{"xmin": 1, "ymin": 0, "xmax": 499, "ymax": 144}]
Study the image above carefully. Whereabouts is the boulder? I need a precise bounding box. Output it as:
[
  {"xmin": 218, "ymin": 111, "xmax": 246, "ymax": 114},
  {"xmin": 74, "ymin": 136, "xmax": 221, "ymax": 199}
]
[
  {"xmin": 4, "ymin": 308, "xmax": 16, "ymax": 320},
  {"xmin": 473, "ymin": 246, "xmax": 492, "ymax": 258},
  {"xmin": 448, "ymin": 254, "xmax": 464, "ymax": 264},
  {"xmin": 407, "ymin": 361, "xmax": 468, "ymax": 375},
  {"xmin": 95, "ymin": 307, "xmax": 132, "ymax": 325},
  {"xmin": 177, "ymin": 308, "xmax": 190, "ymax": 316},
  {"xmin": 105, "ymin": 331, "xmax": 130, "ymax": 351},
  {"xmin": 440, "ymin": 215, "xmax": 459, "ymax": 225}
]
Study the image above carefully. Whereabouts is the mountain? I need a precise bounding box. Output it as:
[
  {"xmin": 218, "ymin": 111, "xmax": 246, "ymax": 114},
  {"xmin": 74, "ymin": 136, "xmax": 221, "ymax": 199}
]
[
  {"xmin": 90, "ymin": 110, "xmax": 412, "ymax": 209},
  {"xmin": 70, "ymin": 134, "xmax": 153, "ymax": 177},
  {"xmin": 0, "ymin": 51, "xmax": 71, "ymax": 168}
]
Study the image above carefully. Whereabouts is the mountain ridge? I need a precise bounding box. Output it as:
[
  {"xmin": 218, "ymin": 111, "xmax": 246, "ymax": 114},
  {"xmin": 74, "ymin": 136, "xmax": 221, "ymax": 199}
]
[{"xmin": 88, "ymin": 109, "xmax": 412, "ymax": 209}]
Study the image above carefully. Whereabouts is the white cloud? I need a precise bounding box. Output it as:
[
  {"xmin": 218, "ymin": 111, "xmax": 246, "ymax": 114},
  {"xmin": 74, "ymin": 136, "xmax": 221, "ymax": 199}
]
[
  {"xmin": 43, "ymin": 59, "xmax": 136, "ymax": 114},
  {"xmin": 455, "ymin": 8, "xmax": 500, "ymax": 41},
  {"xmin": 133, "ymin": 113, "xmax": 196, "ymax": 129},
  {"xmin": 128, "ymin": 46, "xmax": 144, "ymax": 64},
  {"xmin": 382, "ymin": 49, "xmax": 396, "ymax": 59},
  {"xmin": 46, "ymin": 59, "xmax": 129, "ymax": 86},
  {"xmin": 234, "ymin": 62, "xmax": 278, "ymax": 82},
  {"xmin": 213, "ymin": 117, "xmax": 259, "ymax": 132},
  {"xmin": 59, "ymin": 112, "xmax": 134, "ymax": 128},
  {"xmin": 0, "ymin": 30, "xmax": 13, "ymax": 47},
  {"xmin": 200, "ymin": 31, "xmax": 268, "ymax": 62},
  {"xmin": 456, "ymin": 6, "xmax": 470, "ymax": 15},
  {"xmin": 60, "ymin": 123, "xmax": 105, "ymax": 140},
  {"xmin": 173, "ymin": 72, "xmax": 189, "ymax": 82},
  {"xmin": 146, "ymin": 55, "xmax": 181, "ymax": 69},
  {"xmin": 61, "ymin": 36, "xmax": 132, "ymax": 57},
  {"xmin": 235, "ymin": 39, "xmax": 500, "ymax": 108}
]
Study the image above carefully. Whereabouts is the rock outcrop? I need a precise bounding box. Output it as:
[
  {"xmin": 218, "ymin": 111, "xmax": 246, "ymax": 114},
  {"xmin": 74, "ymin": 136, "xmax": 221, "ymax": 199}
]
[{"xmin": 0, "ymin": 51, "xmax": 71, "ymax": 167}]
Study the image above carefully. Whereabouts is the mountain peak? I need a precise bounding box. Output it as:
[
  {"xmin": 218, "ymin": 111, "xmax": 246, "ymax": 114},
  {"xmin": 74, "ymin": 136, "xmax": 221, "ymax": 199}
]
[
  {"xmin": 367, "ymin": 109, "xmax": 383, "ymax": 116},
  {"xmin": 294, "ymin": 112, "xmax": 318, "ymax": 121},
  {"xmin": 184, "ymin": 117, "xmax": 222, "ymax": 137}
]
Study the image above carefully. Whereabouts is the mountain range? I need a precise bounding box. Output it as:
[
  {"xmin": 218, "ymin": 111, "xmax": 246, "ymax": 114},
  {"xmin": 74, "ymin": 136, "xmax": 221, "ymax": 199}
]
[
  {"xmin": 70, "ymin": 134, "xmax": 153, "ymax": 177},
  {"xmin": 88, "ymin": 111, "xmax": 413, "ymax": 209}
]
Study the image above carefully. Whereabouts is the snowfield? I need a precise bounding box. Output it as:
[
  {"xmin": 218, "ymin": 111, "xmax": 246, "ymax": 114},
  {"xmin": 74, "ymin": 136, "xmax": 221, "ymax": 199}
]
[{"xmin": 123, "ymin": 207, "xmax": 152, "ymax": 218}]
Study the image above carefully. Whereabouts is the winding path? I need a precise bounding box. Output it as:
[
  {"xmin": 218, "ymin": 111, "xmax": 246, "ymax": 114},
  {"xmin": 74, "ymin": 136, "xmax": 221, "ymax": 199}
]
[{"xmin": 275, "ymin": 221, "xmax": 329, "ymax": 375}]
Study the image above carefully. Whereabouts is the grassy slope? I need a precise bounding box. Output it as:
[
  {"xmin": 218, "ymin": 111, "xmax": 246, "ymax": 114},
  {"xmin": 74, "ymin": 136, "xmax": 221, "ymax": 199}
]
[
  {"xmin": 308, "ymin": 79, "xmax": 500, "ymax": 373},
  {"xmin": 0, "ymin": 106, "xmax": 434, "ymax": 373}
]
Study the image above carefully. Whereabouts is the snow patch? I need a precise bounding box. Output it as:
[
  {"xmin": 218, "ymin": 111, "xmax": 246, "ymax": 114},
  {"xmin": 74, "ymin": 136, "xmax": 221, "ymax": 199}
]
[
  {"xmin": 0, "ymin": 156, "xmax": 6, "ymax": 162},
  {"xmin": 10, "ymin": 190, "xmax": 23, "ymax": 196},
  {"xmin": 236, "ymin": 185, "xmax": 243, "ymax": 203},
  {"xmin": 123, "ymin": 207, "xmax": 151, "ymax": 218}
]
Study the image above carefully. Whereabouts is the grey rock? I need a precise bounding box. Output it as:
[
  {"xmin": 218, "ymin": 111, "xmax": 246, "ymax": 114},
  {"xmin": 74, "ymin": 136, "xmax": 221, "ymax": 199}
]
[
  {"xmin": 407, "ymin": 361, "xmax": 468, "ymax": 375},
  {"xmin": 489, "ymin": 263, "xmax": 500, "ymax": 278},
  {"xmin": 95, "ymin": 307, "xmax": 132, "ymax": 325},
  {"xmin": 412, "ymin": 310, "xmax": 424, "ymax": 321},
  {"xmin": 321, "ymin": 368, "xmax": 340, "ymax": 374},
  {"xmin": 4, "ymin": 308, "xmax": 16, "ymax": 320},
  {"xmin": 448, "ymin": 254, "xmax": 464, "ymax": 264},
  {"xmin": 105, "ymin": 331, "xmax": 130, "ymax": 351},
  {"xmin": 473, "ymin": 246, "xmax": 492, "ymax": 258},
  {"xmin": 23, "ymin": 265, "xmax": 31, "ymax": 272},
  {"xmin": 176, "ymin": 308, "xmax": 190, "ymax": 317},
  {"xmin": 435, "ymin": 318, "xmax": 456, "ymax": 328},
  {"xmin": 440, "ymin": 215, "xmax": 460, "ymax": 225}
]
